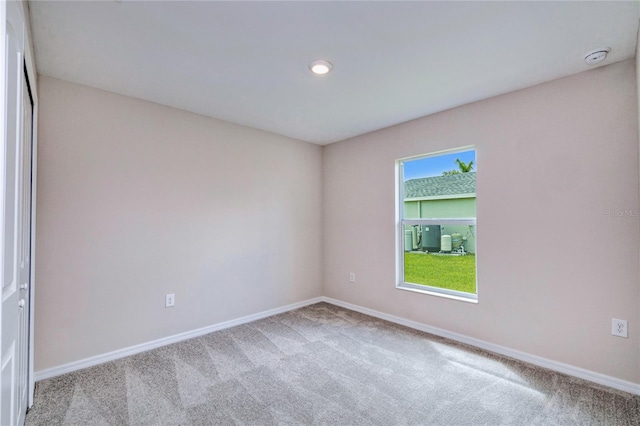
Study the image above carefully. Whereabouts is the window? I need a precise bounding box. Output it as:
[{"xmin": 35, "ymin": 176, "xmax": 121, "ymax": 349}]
[{"xmin": 396, "ymin": 147, "xmax": 477, "ymax": 302}]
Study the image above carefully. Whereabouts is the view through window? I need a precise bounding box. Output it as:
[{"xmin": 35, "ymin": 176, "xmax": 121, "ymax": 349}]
[{"xmin": 398, "ymin": 148, "xmax": 477, "ymax": 301}]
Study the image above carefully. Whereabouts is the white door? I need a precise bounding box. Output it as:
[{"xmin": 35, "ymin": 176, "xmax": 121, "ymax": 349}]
[
  {"xmin": 16, "ymin": 68, "xmax": 33, "ymax": 426},
  {"xmin": 1, "ymin": 1, "xmax": 29, "ymax": 425}
]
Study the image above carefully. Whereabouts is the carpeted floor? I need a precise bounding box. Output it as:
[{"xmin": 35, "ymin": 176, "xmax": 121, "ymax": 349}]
[{"xmin": 26, "ymin": 302, "xmax": 640, "ymax": 425}]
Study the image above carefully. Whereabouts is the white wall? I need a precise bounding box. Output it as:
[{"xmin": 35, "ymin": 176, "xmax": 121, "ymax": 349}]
[
  {"xmin": 35, "ymin": 76, "xmax": 323, "ymax": 371},
  {"xmin": 323, "ymin": 60, "xmax": 640, "ymax": 383}
]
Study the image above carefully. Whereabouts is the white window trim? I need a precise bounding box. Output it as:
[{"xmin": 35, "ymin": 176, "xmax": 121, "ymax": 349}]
[
  {"xmin": 396, "ymin": 148, "xmax": 478, "ymax": 303},
  {"xmin": 404, "ymin": 193, "xmax": 476, "ymax": 202},
  {"xmin": 402, "ymin": 218, "xmax": 476, "ymax": 226}
]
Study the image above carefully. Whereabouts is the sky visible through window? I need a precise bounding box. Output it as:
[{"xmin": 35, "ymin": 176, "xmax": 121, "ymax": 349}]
[{"xmin": 403, "ymin": 149, "xmax": 476, "ymax": 180}]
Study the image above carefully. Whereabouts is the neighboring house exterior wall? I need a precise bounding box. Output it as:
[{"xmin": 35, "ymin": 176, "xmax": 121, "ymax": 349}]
[
  {"xmin": 404, "ymin": 197, "xmax": 476, "ymax": 218},
  {"xmin": 404, "ymin": 197, "xmax": 477, "ymax": 253}
]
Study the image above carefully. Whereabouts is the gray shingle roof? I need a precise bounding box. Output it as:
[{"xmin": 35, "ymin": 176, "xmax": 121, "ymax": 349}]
[{"xmin": 404, "ymin": 172, "xmax": 476, "ymax": 198}]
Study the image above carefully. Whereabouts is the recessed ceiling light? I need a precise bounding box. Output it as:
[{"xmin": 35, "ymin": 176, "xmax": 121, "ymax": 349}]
[
  {"xmin": 584, "ymin": 48, "xmax": 610, "ymax": 65},
  {"xmin": 309, "ymin": 60, "xmax": 333, "ymax": 75}
]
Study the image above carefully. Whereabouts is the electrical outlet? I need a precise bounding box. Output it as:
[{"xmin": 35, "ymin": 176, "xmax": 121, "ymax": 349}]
[
  {"xmin": 165, "ymin": 293, "xmax": 175, "ymax": 308},
  {"xmin": 349, "ymin": 272, "xmax": 356, "ymax": 283},
  {"xmin": 612, "ymin": 318, "xmax": 628, "ymax": 338}
]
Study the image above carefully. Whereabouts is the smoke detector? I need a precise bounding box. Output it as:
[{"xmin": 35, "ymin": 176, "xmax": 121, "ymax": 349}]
[{"xmin": 584, "ymin": 49, "xmax": 610, "ymax": 65}]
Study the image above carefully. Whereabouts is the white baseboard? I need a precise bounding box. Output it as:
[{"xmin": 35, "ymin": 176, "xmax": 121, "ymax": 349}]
[
  {"xmin": 35, "ymin": 295, "xmax": 640, "ymax": 396},
  {"xmin": 34, "ymin": 297, "xmax": 324, "ymax": 382},
  {"xmin": 320, "ymin": 296, "xmax": 640, "ymax": 396}
]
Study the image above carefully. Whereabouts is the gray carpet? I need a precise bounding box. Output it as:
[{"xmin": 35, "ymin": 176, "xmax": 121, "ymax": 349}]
[{"xmin": 26, "ymin": 302, "xmax": 640, "ymax": 425}]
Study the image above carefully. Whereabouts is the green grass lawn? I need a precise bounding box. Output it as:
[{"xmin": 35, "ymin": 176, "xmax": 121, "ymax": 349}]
[{"xmin": 404, "ymin": 253, "xmax": 476, "ymax": 294}]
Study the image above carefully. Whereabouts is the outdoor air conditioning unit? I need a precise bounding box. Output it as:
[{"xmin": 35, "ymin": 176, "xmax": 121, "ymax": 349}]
[{"xmin": 421, "ymin": 225, "xmax": 441, "ymax": 252}]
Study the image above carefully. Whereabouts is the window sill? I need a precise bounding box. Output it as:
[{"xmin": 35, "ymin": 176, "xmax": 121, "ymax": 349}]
[{"xmin": 397, "ymin": 282, "xmax": 478, "ymax": 304}]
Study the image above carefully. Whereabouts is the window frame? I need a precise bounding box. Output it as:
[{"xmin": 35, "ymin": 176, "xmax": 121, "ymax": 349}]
[{"xmin": 396, "ymin": 148, "xmax": 478, "ymax": 303}]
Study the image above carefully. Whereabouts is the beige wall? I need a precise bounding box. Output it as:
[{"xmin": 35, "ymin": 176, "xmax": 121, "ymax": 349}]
[
  {"xmin": 323, "ymin": 60, "xmax": 640, "ymax": 383},
  {"xmin": 36, "ymin": 60, "xmax": 640, "ymax": 385},
  {"xmin": 35, "ymin": 76, "xmax": 323, "ymax": 371}
]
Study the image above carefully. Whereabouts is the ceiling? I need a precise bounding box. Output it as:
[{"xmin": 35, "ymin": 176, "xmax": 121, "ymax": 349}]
[{"xmin": 29, "ymin": 1, "xmax": 640, "ymax": 145}]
